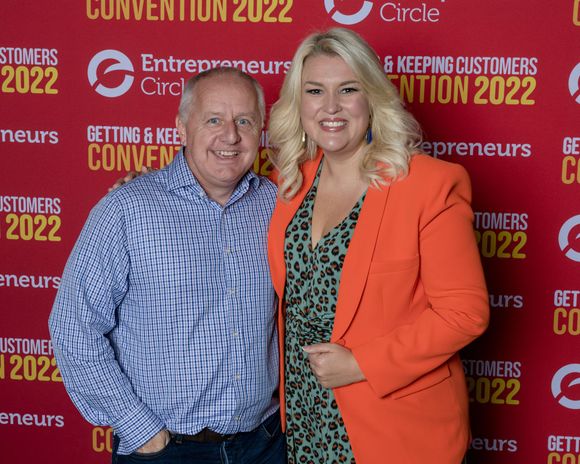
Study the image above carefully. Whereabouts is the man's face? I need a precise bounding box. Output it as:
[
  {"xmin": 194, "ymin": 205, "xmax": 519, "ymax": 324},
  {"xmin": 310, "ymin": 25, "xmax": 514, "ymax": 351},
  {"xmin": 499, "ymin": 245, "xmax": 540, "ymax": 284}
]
[{"xmin": 176, "ymin": 74, "xmax": 261, "ymax": 204}]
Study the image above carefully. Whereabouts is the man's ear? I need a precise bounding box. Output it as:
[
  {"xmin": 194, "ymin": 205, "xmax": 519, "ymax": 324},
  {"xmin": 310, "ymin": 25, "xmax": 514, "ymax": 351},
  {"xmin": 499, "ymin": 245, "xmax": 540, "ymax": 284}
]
[{"xmin": 175, "ymin": 115, "xmax": 186, "ymax": 145}]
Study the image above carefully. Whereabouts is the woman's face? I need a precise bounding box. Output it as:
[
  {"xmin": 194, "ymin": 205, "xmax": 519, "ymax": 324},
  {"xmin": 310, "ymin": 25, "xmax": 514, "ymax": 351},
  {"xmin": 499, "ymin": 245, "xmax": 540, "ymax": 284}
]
[{"xmin": 300, "ymin": 54, "xmax": 370, "ymax": 161}]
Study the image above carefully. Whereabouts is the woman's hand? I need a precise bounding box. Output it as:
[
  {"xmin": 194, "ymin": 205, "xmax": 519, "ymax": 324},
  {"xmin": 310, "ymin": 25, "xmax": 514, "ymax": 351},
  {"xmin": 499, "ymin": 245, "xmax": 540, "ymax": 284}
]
[
  {"xmin": 108, "ymin": 166, "xmax": 154, "ymax": 192},
  {"xmin": 303, "ymin": 342, "xmax": 365, "ymax": 388}
]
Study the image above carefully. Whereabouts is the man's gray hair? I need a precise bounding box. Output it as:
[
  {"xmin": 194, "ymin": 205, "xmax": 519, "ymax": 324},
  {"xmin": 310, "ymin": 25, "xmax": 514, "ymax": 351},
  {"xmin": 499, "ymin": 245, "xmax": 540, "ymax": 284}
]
[{"xmin": 177, "ymin": 67, "xmax": 266, "ymax": 127}]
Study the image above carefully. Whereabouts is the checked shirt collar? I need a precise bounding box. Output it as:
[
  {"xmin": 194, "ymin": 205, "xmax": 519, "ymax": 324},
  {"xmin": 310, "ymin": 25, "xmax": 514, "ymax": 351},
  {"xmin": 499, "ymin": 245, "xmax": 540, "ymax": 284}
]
[{"xmin": 167, "ymin": 148, "xmax": 261, "ymax": 206}]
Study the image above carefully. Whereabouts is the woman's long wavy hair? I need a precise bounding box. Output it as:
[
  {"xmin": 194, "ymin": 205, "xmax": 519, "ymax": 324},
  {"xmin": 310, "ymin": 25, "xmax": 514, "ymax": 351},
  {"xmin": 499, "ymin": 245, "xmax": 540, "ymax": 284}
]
[{"xmin": 269, "ymin": 28, "xmax": 422, "ymax": 200}]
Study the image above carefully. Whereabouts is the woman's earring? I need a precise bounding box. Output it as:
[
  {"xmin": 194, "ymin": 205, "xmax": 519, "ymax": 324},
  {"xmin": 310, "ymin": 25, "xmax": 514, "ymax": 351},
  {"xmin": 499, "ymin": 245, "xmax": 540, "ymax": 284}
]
[
  {"xmin": 301, "ymin": 131, "xmax": 306, "ymax": 146},
  {"xmin": 366, "ymin": 127, "xmax": 373, "ymax": 144}
]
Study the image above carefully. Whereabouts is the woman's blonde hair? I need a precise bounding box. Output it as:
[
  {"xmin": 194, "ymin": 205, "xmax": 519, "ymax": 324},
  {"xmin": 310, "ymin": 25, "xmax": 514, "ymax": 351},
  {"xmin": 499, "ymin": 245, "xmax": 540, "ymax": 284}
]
[{"xmin": 269, "ymin": 28, "xmax": 422, "ymax": 200}]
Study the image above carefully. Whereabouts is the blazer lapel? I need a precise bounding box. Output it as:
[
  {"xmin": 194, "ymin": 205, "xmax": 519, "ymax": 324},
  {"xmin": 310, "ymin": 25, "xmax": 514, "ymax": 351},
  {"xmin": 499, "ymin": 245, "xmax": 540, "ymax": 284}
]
[{"xmin": 331, "ymin": 183, "xmax": 390, "ymax": 342}]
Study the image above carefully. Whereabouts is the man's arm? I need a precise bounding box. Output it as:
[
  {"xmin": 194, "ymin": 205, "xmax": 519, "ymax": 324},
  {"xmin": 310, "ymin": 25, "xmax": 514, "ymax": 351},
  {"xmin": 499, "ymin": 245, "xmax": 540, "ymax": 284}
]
[{"xmin": 49, "ymin": 193, "xmax": 165, "ymax": 454}]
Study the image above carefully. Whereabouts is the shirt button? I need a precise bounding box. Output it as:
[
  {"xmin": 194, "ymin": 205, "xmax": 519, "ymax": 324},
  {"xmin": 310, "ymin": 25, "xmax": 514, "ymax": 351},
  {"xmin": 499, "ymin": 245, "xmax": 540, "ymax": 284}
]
[
  {"xmin": 234, "ymin": 373, "xmax": 241, "ymax": 380},
  {"xmin": 232, "ymin": 330, "xmax": 239, "ymax": 337},
  {"xmin": 228, "ymin": 288, "xmax": 236, "ymax": 295}
]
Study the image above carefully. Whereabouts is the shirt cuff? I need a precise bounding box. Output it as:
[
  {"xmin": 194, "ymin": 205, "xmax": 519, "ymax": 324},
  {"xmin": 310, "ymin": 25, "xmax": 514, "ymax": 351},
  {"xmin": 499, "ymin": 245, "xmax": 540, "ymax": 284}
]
[{"xmin": 113, "ymin": 403, "xmax": 165, "ymax": 455}]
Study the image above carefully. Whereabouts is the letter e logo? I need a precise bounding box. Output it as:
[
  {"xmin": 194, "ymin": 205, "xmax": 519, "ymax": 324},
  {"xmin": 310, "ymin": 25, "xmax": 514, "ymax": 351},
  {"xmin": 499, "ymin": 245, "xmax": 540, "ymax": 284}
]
[
  {"xmin": 87, "ymin": 50, "xmax": 134, "ymax": 98},
  {"xmin": 324, "ymin": 0, "xmax": 373, "ymax": 25}
]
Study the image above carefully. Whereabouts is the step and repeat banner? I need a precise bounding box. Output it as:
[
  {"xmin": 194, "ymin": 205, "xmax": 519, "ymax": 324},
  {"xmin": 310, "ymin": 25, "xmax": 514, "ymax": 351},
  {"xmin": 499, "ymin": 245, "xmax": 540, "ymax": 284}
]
[{"xmin": 1, "ymin": 1, "xmax": 578, "ymax": 462}]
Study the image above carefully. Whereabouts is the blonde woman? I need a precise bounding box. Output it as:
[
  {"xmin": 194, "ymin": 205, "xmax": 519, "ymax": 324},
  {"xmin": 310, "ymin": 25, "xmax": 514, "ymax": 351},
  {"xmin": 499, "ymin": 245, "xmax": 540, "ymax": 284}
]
[{"xmin": 267, "ymin": 28, "xmax": 489, "ymax": 463}]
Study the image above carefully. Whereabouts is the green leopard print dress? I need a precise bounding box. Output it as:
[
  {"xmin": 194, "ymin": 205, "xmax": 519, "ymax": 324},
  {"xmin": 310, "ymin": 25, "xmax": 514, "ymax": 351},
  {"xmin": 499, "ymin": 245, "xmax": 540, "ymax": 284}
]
[{"xmin": 284, "ymin": 165, "xmax": 365, "ymax": 464}]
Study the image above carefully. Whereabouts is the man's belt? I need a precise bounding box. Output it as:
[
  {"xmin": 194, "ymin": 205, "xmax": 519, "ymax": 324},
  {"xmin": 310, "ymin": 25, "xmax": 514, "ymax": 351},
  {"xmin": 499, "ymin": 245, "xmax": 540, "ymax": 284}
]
[{"xmin": 172, "ymin": 428, "xmax": 237, "ymax": 444}]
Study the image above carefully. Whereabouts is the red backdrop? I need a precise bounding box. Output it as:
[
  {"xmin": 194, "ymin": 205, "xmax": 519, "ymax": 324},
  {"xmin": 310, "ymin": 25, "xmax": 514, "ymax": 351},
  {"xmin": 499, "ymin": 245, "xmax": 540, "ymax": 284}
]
[{"xmin": 1, "ymin": 1, "xmax": 579, "ymax": 462}]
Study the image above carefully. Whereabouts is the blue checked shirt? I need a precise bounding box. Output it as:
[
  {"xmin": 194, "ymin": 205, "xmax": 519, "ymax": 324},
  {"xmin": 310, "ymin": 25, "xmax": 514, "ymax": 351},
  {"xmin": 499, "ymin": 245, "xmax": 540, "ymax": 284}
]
[{"xmin": 49, "ymin": 150, "xmax": 279, "ymax": 455}]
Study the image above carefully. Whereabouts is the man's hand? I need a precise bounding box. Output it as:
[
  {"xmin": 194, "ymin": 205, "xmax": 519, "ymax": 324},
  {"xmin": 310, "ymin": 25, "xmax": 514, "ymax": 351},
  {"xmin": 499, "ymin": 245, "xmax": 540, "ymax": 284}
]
[
  {"xmin": 135, "ymin": 429, "xmax": 170, "ymax": 455},
  {"xmin": 108, "ymin": 166, "xmax": 153, "ymax": 192},
  {"xmin": 302, "ymin": 342, "xmax": 365, "ymax": 389}
]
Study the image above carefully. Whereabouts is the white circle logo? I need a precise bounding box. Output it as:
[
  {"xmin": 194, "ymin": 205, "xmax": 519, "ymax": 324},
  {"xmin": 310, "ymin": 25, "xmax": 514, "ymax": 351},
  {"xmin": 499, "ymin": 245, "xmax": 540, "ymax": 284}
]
[
  {"xmin": 324, "ymin": 0, "xmax": 373, "ymax": 25},
  {"xmin": 558, "ymin": 215, "xmax": 580, "ymax": 262},
  {"xmin": 551, "ymin": 364, "xmax": 580, "ymax": 409},
  {"xmin": 569, "ymin": 63, "xmax": 580, "ymax": 104},
  {"xmin": 87, "ymin": 50, "xmax": 134, "ymax": 98}
]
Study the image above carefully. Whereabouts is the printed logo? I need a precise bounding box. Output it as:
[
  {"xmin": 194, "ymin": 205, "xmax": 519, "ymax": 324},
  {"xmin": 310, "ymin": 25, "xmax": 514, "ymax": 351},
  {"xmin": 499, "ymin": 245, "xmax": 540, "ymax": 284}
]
[
  {"xmin": 559, "ymin": 215, "xmax": 580, "ymax": 262},
  {"xmin": 324, "ymin": 0, "xmax": 373, "ymax": 25},
  {"xmin": 87, "ymin": 50, "xmax": 134, "ymax": 98},
  {"xmin": 569, "ymin": 63, "xmax": 580, "ymax": 104},
  {"xmin": 551, "ymin": 364, "xmax": 580, "ymax": 410}
]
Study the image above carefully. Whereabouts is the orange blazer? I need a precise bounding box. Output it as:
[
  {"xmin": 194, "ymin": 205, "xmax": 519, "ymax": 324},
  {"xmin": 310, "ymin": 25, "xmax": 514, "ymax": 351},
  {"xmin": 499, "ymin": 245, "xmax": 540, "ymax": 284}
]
[{"xmin": 267, "ymin": 152, "xmax": 489, "ymax": 463}]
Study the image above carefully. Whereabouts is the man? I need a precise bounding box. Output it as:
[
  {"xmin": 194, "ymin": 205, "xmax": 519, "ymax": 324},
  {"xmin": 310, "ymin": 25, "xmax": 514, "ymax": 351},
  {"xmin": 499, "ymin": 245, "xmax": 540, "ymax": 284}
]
[{"xmin": 49, "ymin": 68, "xmax": 284, "ymax": 463}]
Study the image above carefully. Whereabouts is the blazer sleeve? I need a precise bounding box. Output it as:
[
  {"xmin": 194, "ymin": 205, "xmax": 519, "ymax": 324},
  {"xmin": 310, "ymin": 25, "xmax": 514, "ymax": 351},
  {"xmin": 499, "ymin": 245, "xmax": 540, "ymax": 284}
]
[{"xmin": 350, "ymin": 162, "xmax": 489, "ymax": 398}]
